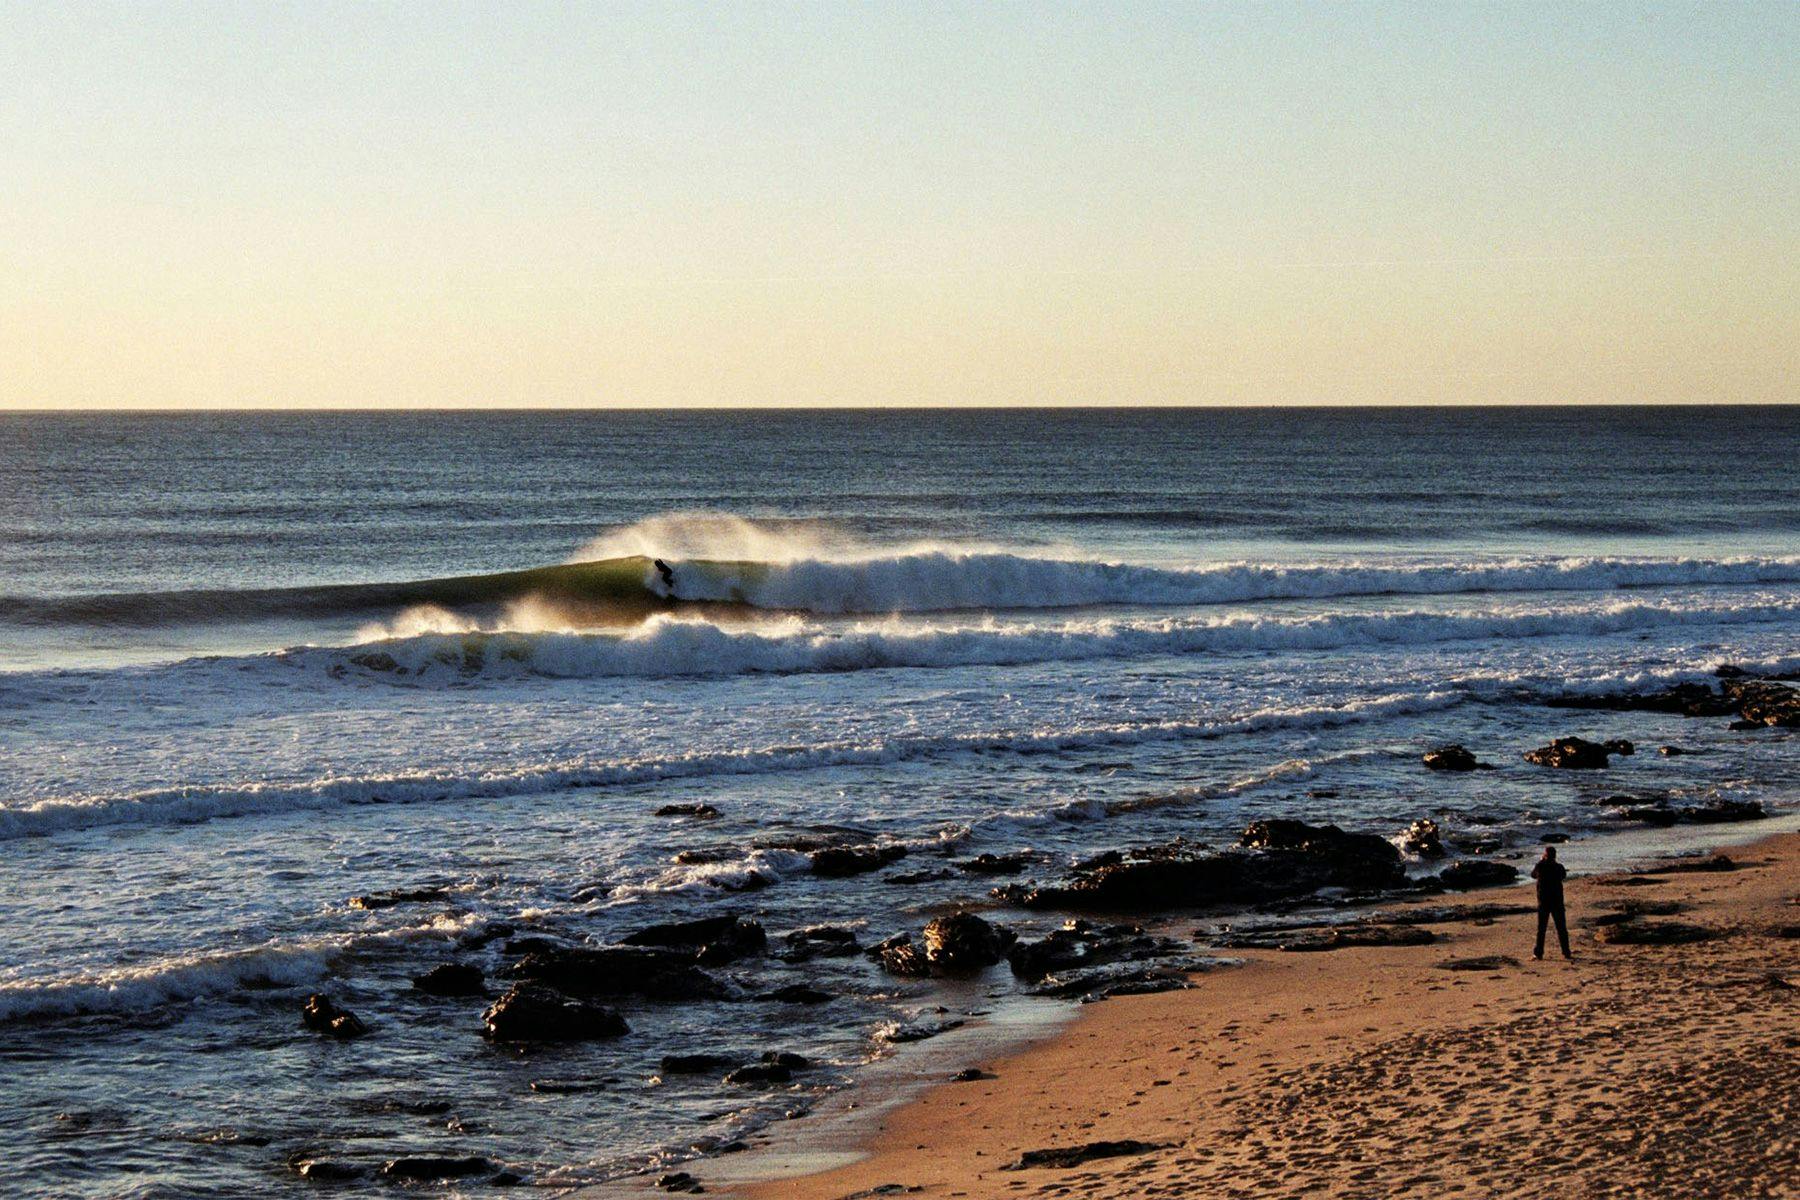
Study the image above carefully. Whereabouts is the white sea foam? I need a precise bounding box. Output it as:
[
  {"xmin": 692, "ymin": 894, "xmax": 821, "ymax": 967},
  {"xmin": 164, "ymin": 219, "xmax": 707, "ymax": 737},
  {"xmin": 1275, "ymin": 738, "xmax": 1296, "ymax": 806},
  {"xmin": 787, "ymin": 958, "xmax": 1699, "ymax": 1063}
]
[
  {"xmin": 0, "ymin": 913, "xmax": 480, "ymax": 1023},
  {"xmin": 322, "ymin": 594, "xmax": 1800, "ymax": 682},
  {"xmin": 0, "ymin": 690, "xmax": 1464, "ymax": 840}
]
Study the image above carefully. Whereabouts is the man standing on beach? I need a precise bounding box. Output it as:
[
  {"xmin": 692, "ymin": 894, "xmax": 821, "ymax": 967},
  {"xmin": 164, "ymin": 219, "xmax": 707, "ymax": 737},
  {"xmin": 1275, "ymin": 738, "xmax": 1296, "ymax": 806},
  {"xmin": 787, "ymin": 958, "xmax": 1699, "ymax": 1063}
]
[{"xmin": 1531, "ymin": 846, "xmax": 1572, "ymax": 960}]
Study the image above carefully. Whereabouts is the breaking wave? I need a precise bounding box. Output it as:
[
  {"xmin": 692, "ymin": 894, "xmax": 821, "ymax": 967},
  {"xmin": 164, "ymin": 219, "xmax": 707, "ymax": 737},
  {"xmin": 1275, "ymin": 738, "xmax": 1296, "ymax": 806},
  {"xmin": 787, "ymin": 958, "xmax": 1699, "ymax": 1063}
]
[{"xmin": 316, "ymin": 595, "xmax": 1800, "ymax": 682}]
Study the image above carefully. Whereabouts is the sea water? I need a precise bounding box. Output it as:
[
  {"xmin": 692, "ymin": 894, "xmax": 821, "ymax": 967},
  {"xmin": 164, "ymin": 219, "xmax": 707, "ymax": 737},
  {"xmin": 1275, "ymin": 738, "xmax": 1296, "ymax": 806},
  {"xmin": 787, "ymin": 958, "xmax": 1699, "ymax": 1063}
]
[{"xmin": 1, "ymin": 407, "xmax": 1796, "ymax": 1195}]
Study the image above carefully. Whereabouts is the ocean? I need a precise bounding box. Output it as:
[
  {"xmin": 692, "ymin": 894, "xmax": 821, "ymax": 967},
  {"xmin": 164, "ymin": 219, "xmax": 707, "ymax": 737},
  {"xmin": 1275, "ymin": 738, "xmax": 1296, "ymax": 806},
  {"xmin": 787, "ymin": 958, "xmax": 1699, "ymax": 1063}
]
[{"xmin": 2, "ymin": 406, "xmax": 1797, "ymax": 1196}]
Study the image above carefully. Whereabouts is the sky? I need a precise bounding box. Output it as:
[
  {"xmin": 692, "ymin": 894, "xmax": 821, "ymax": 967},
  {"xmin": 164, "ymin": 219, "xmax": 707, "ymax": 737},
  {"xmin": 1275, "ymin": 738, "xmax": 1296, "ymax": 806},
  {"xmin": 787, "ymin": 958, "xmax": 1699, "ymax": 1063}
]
[{"xmin": 2, "ymin": 1, "xmax": 1795, "ymax": 409}]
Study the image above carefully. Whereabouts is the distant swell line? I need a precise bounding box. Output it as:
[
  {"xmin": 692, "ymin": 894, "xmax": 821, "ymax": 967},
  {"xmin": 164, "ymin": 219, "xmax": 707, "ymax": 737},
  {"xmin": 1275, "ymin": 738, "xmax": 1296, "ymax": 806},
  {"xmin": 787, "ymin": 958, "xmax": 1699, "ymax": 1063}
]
[{"xmin": 0, "ymin": 691, "xmax": 1464, "ymax": 841}]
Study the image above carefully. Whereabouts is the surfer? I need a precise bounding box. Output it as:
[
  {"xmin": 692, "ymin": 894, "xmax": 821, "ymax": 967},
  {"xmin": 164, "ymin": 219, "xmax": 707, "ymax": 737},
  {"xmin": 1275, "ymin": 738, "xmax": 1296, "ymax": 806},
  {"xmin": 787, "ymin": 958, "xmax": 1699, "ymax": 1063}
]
[{"xmin": 653, "ymin": 558, "xmax": 677, "ymax": 597}]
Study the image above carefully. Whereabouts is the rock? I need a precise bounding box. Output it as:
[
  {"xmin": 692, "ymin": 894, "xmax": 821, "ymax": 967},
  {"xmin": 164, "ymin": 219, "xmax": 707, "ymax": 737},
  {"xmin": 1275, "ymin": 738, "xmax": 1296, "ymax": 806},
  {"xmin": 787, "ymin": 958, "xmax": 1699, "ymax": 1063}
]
[
  {"xmin": 1603, "ymin": 738, "xmax": 1635, "ymax": 756},
  {"xmin": 885, "ymin": 868, "xmax": 958, "ymax": 885},
  {"xmin": 1681, "ymin": 799, "xmax": 1766, "ymax": 824},
  {"xmin": 412, "ymin": 963, "xmax": 486, "ymax": 996},
  {"xmin": 1030, "ymin": 958, "xmax": 1209, "ymax": 1002},
  {"xmin": 655, "ymin": 1171, "xmax": 705, "ymax": 1193},
  {"xmin": 778, "ymin": 926, "xmax": 861, "ymax": 961},
  {"xmin": 504, "ymin": 946, "xmax": 726, "ymax": 1001},
  {"xmin": 660, "ymin": 1053, "xmax": 740, "ymax": 1075},
  {"xmin": 1540, "ymin": 833, "xmax": 1569, "ymax": 844},
  {"xmin": 348, "ymin": 886, "xmax": 449, "ymax": 910},
  {"xmin": 1523, "ymin": 737, "xmax": 1615, "ymax": 769},
  {"xmin": 481, "ymin": 984, "xmax": 628, "ymax": 1042},
  {"xmin": 1007, "ymin": 920, "xmax": 1180, "ymax": 981},
  {"xmin": 759, "ymin": 984, "xmax": 833, "ymax": 1004},
  {"xmin": 1422, "ymin": 745, "xmax": 1484, "ymax": 771},
  {"xmin": 951, "ymin": 1068, "xmax": 989, "ymax": 1082},
  {"xmin": 1729, "ymin": 719, "xmax": 1761, "ymax": 731},
  {"xmin": 956, "ymin": 852, "xmax": 1035, "ymax": 875},
  {"xmin": 1594, "ymin": 920, "xmax": 1715, "ymax": 945},
  {"xmin": 723, "ymin": 1062, "xmax": 792, "ymax": 1086},
  {"xmin": 1723, "ymin": 678, "xmax": 1800, "ymax": 727},
  {"xmin": 300, "ymin": 994, "xmax": 368, "ymax": 1039},
  {"xmin": 810, "ymin": 845, "xmax": 907, "ymax": 877},
  {"xmin": 878, "ymin": 939, "xmax": 931, "ymax": 978},
  {"xmin": 1019, "ymin": 822, "xmax": 1403, "ymax": 914},
  {"xmin": 1546, "ymin": 681, "xmax": 1736, "ymax": 717},
  {"xmin": 655, "ymin": 803, "xmax": 720, "ymax": 819},
  {"xmin": 673, "ymin": 848, "xmax": 735, "ymax": 865},
  {"xmin": 1433, "ymin": 860, "xmax": 1520, "ymax": 890},
  {"xmin": 877, "ymin": 1019, "xmax": 965, "ymax": 1043},
  {"xmin": 921, "ymin": 912, "xmax": 1013, "ymax": 972},
  {"xmin": 621, "ymin": 915, "xmax": 767, "ymax": 965},
  {"xmin": 1401, "ymin": 818, "xmax": 1446, "ymax": 858},
  {"xmin": 1002, "ymin": 1140, "xmax": 1168, "ymax": 1170},
  {"xmin": 381, "ymin": 1157, "xmax": 491, "ymax": 1182},
  {"xmin": 293, "ymin": 1158, "xmax": 365, "ymax": 1181},
  {"xmin": 1658, "ymin": 745, "xmax": 1694, "ymax": 756},
  {"xmin": 347, "ymin": 651, "xmax": 401, "ymax": 672},
  {"xmin": 1436, "ymin": 955, "xmax": 1519, "ymax": 971}
]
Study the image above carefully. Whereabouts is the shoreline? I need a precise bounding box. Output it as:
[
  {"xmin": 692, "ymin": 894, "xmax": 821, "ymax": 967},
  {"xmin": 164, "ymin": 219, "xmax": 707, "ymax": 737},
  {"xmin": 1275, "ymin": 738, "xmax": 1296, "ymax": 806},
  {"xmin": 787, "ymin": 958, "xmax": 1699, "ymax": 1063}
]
[{"xmin": 579, "ymin": 812, "xmax": 1800, "ymax": 1199}]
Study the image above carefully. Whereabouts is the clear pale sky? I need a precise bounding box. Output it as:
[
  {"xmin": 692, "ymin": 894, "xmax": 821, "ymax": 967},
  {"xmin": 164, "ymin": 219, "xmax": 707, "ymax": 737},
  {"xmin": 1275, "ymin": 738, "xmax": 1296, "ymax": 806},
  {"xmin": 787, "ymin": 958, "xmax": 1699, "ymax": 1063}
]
[{"xmin": 3, "ymin": 1, "xmax": 1795, "ymax": 409}]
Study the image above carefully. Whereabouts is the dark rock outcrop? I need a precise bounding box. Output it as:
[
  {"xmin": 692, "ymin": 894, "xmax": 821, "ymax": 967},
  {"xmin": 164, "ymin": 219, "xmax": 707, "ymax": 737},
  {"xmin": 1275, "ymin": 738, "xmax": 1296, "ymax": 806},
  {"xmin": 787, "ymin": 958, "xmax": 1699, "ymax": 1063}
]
[
  {"xmin": 348, "ymin": 886, "xmax": 449, "ymax": 910},
  {"xmin": 1012, "ymin": 821, "xmax": 1404, "ymax": 913},
  {"xmin": 1724, "ymin": 679, "xmax": 1800, "ymax": 727},
  {"xmin": 957, "ymin": 852, "xmax": 1036, "ymax": 876},
  {"xmin": 877, "ymin": 937, "xmax": 931, "ymax": 978},
  {"xmin": 412, "ymin": 963, "xmax": 486, "ymax": 996},
  {"xmin": 921, "ymin": 913, "xmax": 1013, "ymax": 972},
  {"xmin": 1432, "ymin": 860, "xmax": 1520, "ymax": 891},
  {"xmin": 301, "ymin": 994, "xmax": 368, "ymax": 1039},
  {"xmin": 1523, "ymin": 737, "xmax": 1615, "ymax": 769},
  {"xmin": 381, "ymin": 1156, "xmax": 492, "ymax": 1182},
  {"xmin": 810, "ymin": 844, "xmax": 907, "ymax": 877},
  {"xmin": 777, "ymin": 926, "xmax": 861, "ymax": 962},
  {"xmin": 1612, "ymin": 797, "xmax": 1765, "ymax": 827},
  {"xmin": 1401, "ymin": 818, "xmax": 1446, "ymax": 858},
  {"xmin": 1422, "ymin": 745, "xmax": 1485, "ymax": 772},
  {"xmin": 655, "ymin": 803, "xmax": 720, "ymax": 819},
  {"xmin": 621, "ymin": 915, "xmax": 767, "ymax": 965},
  {"xmin": 1007, "ymin": 920, "xmax": 1181, "ymax": 981},
  {"xmin": 482, "ymin": 984, "xmax": 628, "ymax": 1042},
  {"xmin": 504, "ymin": 946, "xmax": 725, "ymax": 1001}
]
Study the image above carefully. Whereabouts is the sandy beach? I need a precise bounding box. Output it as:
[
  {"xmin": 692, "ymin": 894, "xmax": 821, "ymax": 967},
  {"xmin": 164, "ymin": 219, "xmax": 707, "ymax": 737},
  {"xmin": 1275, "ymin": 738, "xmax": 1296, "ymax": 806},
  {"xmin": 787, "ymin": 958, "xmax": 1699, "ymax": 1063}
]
[{"xmin": 659, "ymin": 829, "xmax": 1800, "ymax": 1200}]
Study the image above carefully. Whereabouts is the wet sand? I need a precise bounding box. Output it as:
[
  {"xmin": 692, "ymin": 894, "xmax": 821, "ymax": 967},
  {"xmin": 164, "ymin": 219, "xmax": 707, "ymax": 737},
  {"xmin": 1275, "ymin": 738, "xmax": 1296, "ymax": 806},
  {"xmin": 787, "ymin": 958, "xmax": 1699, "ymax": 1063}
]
[{"xmin": 694, "ymin": 831, "xmax": 1800, "ymax": 1200}]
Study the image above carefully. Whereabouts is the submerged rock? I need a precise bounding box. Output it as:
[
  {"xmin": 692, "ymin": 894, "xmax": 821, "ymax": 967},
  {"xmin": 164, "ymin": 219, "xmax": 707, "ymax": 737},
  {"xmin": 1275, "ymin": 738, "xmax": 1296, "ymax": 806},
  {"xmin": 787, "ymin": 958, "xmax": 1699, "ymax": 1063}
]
[
  {"xmin": 810, "ymin": 844, "xmax": 907, "ymax": 877},
  {"xmin": 956, "ymin": 852, "xmax": 1036, "ymax": 876},
  {"xmin": 300, "ymin": 994, "xmax": 368, "ymax": 1039},
  {"xmin": 777, "ymin": 925, "xmax": 861, "ymax": 962},
  {"xmin": 659, "ymin": 1053, "xmax": 740, "ymax": 1075},
  {"xmin": 621, "ymin": 915, "xmax": 767, "ymax": 965},
  {"xmin": 1523, "ymin": 737, "xmax": 1615, "ymax": 769},
  {"xmin": 348, "ymin": 886, "xmax": 450, "ymax": 910},
  {"xmin": 759, "ymin": 984, "xmax": 833, "ymax": 1004},
  {"xmin": 654, "ymin": 803, "xmax": 720, "ymax": 819},
  {"xmin": 412, "ymin": 963, "xmax": 486, "ymax": 996},
  {"xmin": 482, "ymin": 984, "xmax": 628, "ymax": 1042},
  {"xmin": 381, "ymin": 1156, "xmax": 492, "ymax": 1182},
  {"xmin": 503, "ymin": 946, "xmax": 726, "ymax": 1001}
]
